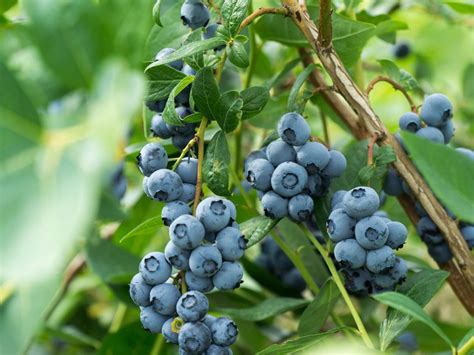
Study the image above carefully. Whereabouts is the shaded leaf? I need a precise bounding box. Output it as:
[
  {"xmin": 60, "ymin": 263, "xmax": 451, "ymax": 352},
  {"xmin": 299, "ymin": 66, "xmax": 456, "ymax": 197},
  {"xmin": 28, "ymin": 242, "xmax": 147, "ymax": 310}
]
[
  {"xmin": 146, "ymin": 64, "xmax": 186, "ymax": 101},
  {"xmin": 241, "ymin": 216, "xmax": 280, "ymax": 247},
  {"xmin": 203, "ymin": 130, "xmax": 230, "ymax": 196},
  {"xmin": 216, "ymin": 90, "xmax": 243, "ymax": 132},
  {"xmin": 120, "ymin": 216, "xmax": 162, "ymax": 243},
  {"xmin": 192, "ymin": 66, "xmax": 220, "ymax": 121},
  {"xmin": 288, "ymin": 63, "xmax": 316, "ymax": 112},
  {"xmin": 162, "ymin": 75, "xmax": 195, "ymax": 126},
  {"xmin": 221, "ymin": 0, "xmax": 249, "ymax": 36},
  {"xmin": 240, "ymin": 86, "xmax": 270, "ymax": 120},
  {"xmin": 152, "ymin": 0, "xmax": 163, "ymax": 27},
  {"xmin": 229, "ymin": 41, "xmax": 249, "ymax": 68}
]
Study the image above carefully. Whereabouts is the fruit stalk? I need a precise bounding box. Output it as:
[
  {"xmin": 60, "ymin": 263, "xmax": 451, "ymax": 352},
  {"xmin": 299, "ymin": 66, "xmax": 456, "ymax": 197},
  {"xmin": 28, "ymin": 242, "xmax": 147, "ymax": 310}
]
[
  {"xmin": 193, "ymin": 117, "xmax": 208, "ymax": 215},
  {"xmin": 238, "ymin": 7, "xmax": 289, "ymax": 33}
]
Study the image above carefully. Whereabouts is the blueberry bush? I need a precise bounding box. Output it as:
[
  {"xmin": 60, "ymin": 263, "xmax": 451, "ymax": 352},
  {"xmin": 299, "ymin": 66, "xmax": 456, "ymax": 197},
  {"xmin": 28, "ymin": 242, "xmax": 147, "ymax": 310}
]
[{"xmin": 1, "ymin": 1, "xmax": 473, "ymax": 354}]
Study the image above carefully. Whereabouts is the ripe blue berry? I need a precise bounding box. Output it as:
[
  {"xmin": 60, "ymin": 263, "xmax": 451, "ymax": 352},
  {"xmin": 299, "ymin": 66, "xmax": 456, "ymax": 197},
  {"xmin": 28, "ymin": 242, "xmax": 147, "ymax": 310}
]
[
  {"xmin": 343, "ymin": 268, "xmax": 372, "ymax": 296},
  {"xmin": 397, "ymin": 332, "xmax": 418, "ymax": 352},
  {"xmin": 176, "ymin": 290, "xmax": 209, "ymax": 322},
  {"xmin": 178, "ymin": 322, "xmax": 212, "ymax": 353},
  {"xmin": 399, "ymin": 112, "xmax": 421, "ymax": 132},
  {"xmin": 162, "ymin": 318, "xmax": 179, "ymax": 344},
  {"xmin": 393, "ymin": 42, "xmax": 411, "ymax": 59},
  {"xmin": 151, "ymin": 114, "xmax": 172, "ymax": 139},
  {"xmin": 139, "ymin": 252, "xmax": 172, "ymax": 285},
  {"xmin": 210, "ymin": 317, "xmax": 238, "ymax": 346},
  {"xmin": 162, "ymin": 201, "xmax": 192, "ymax": 226},
  {"xmin": 386, "ymin": 221, "xmax": 408, "ymax": 249},
  {"xmin": 416, "ymin": 217, "xmax": 443, "ymax": 245},
  {"xmin": 331, "ymin": 190, "xmax": 347, "ymax": 210},
  {"xmin": 164, "ymin": 241, "xmax": 190, "ymax": 271},
  {"xmin": 296, "ymin": 142, "xmax": 330, "ymax": 174},
  {"xmin": 366, "ymin": 246, "xmax": 396, "ymax": 273},
  {"xmin": 288, "ymin": 194, "xmax": 314, "ymax": 222},
  {"xmin": 196, "ymin": 197, "xmax": 232, "ymax": 232},
  {"xmin": 420, "ymin": 93, "xmax": 453, "ymax": 127},
  {"xmin": 140, "ymin": 306, "xmax": 169, "ymax": 334},
  {"xmin": 271, "ymin": 162, "xmax": 308, "ymax": 197},
  {"xmin": 266, "ymin": 139, "xmax": 297, "ymax": 166},
  {"xmin": 206, "ymin": 344, "xmax": 232, "ymax": 355},
  {"xmin": 215, "ymin": 227, "xmax": 247, "ymax": 261},
  {"xmin": 146, "ymin": 99, "xmax": 166, "ymax": 113},
  {"xmin": 261, "ymin": 191, "xmax": 288, "ymax": 219},
  {"xmin": 170, "ymin": 215, "xmax": 205, "ymax": 250},
  {"xmin": 456, "ymin": 147, "xmax": 474, "ymax": 160},
  {"xmin": 150, "ymin": 283, "xmax": 181, "ymax": 315},
  {"xmin": 343, "ymin": 186, "xmax": 380, "ymax": 218},
  {"xmin": 243, "ymin": 149, "xmax": 267, "ymax": 173},
  {"xmin": 129, "ymin": 273, "xmax": 152, "ymax": 307},
  {"xmin": 383, "ymin": 168, "xmax": 403, "ymax": 196},
  {"xmin": 155, "ymin": 48, "xmax": 184, "ymax": 70},
  {"xmin": 137, "ymin": 143, "xmax": 169, "ymax": 177},
  {"xmin": 185, "ymin": 271, "xmax": 214, "ymax": 293},
  {"xmin": 143, "ymin": 177, "xmax": 153, "ymax": 198},
  {"xmin": 355, "ymin": 216, "xmax": 389, "ymax": 250},
  {"xmin": 212, "ymin": 261, "xmax": 243, "ymax": 290},
  {"xmin": 179, "ymin": 183, "xmax": 196, "ymax": 203},
  {"xmin": 147, "ymin": 169, "xmax": 184, "ymax": 202},
  {"xmin": 246, "ymin": 158, "xmax": 274, "ymax": 191},
  {"xmin": 176, "ymin": 158, "xmax": 198, "ymax": 184},
  {"xmin": 182, "ymin": 64, "xmax": 196, "ymax": 76},
  {"xmin": 416, "ymin": 127, "xmax": 444, "ymax": 144},
  {"xmin": 461, "ymin": 225, "xmax": 474, "ymax": 249},
  {"xmin": 334, "ymin": 239, "xmax": 367, "ymax": 269},
  {"xmin": 278, "ymin": 112, "xmax": 311, "ymax": 146},
  {"xmin": 189, "ymin": 244, "xmax": 223, "ymax": 277},
  {"xmin": 439, "ymin": 119, "xmax": 455, "ymax": 143},
  {"xmin": 428, "ymin": 242, "xmax": 452, "ymax": 264},
  {"xmin": 180, "ymin": 1, "xmax": 210, "ymax": 30},
  {"xmin": 172, "ymin": 133, "xmax": 195, "ymax": 150},
  {"xmin": 327, "ymin": 208, "xmax": 356, "ymax": 242},
  {"xmin": 282, "ymin": 268, "xmax": 306, "ymax": 292},
  {"xmin": 321, "ymin": 150, "xmax": 347, "ymax": 178}
]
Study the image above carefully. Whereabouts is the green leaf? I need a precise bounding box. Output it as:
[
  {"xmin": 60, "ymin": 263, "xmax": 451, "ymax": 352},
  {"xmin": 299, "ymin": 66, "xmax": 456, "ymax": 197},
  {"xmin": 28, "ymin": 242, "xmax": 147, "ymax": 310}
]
[
  {"xmin": 265, "ymin": 58, "xmax": 300, "ymax": 90},
  {"xmin": 216, "ymin": 91, "xmax": 243, "ymax": 132},
  {"xmin": 152, "ymin": 0, "xmax": 163, "ymax": 27},
  {"xmin": 146, "ymin": 64, "xmax": 186, "ymax": 101},
  {"xmin": 378, "ymin": 59, "xmax": 422, "ymax": 94},
  {"xmin": 458, "ymin": 328, "xmax": 474, "ymax": 349},
  {"xmin": 375, "ymin": 146, "xmax": 397, "ymax": 165},
  {"xmin": 462, "ymin": 63, "xmax": 474, "ymax": 99},
  {"xmin": 0, "ymin": 0, "xmax": 16, "ymax": 13},
  {"xmin": 203, "ymin": 130, "xmax": 230, "ymax": 196},
  {"xmin": 240, "ymin": 86, "xmax": 270, "ymax": 120},
  {"xmin": 98, "ymin": 322, "xmax": 157, "ymax": 355},
  {"xmin": 229, "ymin": 41, "xmax": 250, "ymax": 68},
  {"xmin": 192, "ymin": 66, "xmax": 220, "ymax": 121},
  {"xmin": 221, "ymin": 0, "xmax": 249, "ymax": 36},
  {"xmin": 257, "ymin": 328, "xmax": 344, "ymax": 355},
  {"xmin": 119, "ymin": 216, "xmax": 162, "ymax": 243},
  {"xmin": 162, "ymin": 75, "xmax": 195, "ymax": 126},
  {"xmin": 401, "ymin": 132, "xmax": 474, "ymax": 224},
  {"xmin": 298, "ymin": 280, "xmax": 340, "ymax": 336},
  {"xmin": 288, "ymin": 64, "xmax": 316, "ymax": 112},
  {"xmin": 217, "ymin": 297, "xmax": 309, "ymax": 321},
  {"xmin": 379, "ymin": 269, "xmax": 449, "ymax": 351},
  {"xmin": 241, "ymin": 216, "xmax": 280, "ymax": 248},
  {"xmin": 444, "ymin": 2, "xmax": 474, "ymax": 14},
  {"xmin": 373, "ymin": 292, "xmax": 454, "ymax": 349},
  {"xmin": 358, "ymin": 165, "xmax": 375, "ymax": 184},
  {"xmin": 146, "ymin": 38, "xmax": 227, "ymax": 71}
]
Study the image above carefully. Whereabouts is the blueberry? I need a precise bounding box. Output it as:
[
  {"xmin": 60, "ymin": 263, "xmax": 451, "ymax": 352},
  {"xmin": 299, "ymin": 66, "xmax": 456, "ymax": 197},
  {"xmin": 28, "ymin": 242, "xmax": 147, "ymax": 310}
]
[
  {"xmin": 170, "ymin": 215, "xmax": 205, "ymax": 250},
  {"xmin": 428, "ymin": 243, "xmax": 452, "ymax": 264},
  {"xmin": 204, "ymin": 231, "xmax": 216, "ymax": 243},
  {"xmin": 147, "ymin": 169, "xmax": 184, "ymax": 202},
  {"xmin": 246, "ymin": 158, "xmax": 274, "ymax": 191},
  {"xmin": 331, "ymin": 190, "xmax": 347, "ymax": 210},
  {"xmin": 185, "ymin": 271, "xmax": 214, "ymax": 293},
  {"xmin": 162, "ymin": 318, "xmax": 179, "ymax": 344},
  {"xmin": 146, "ymin": 99, "xmax": 166, "ymax": 113},
  {"xmin": 343, "ymin": 268, "xmax": 372, "ymax": 296},
  {"xmin": 326, "ymin": 208, "xmax": 357, "ymax": 242},
  {"xmin": 393, "ymin": 42, "xmax": 411, "ymax": 59},
  {"xmin": 399, "ymin": 112, "xmax": 421, "ymax": 132},
  {"xmin": 306, "ymin": 173, "xmax": 330, "ymax": 198},
  {"xmin": 210, "ymin": 317, "xmax": 238, "ymax": 346},
  {"xmin": 162, "ymin": 201, "xmax": 192, "ymax": 226},
  {"xmin": 397, "ymin": 331, "xmax": 418, "ymax": 352},
  {"xmin": 203, "ymin": 314, "xmax": 217, "ymax": 330},
  {"xmin": 271, "ymin": 162, "xmax": 308, "ymax": 198},
  {"xmin": 366, "ymin": 246, "xmax": 396, "ymax": 273},
  {"xmin": 386, "ymin": 221, "xmax": 408, "ymax": 249},
  {"xmin": 415, "ymin": 202, "xmax": 428, "ymax": 217},
  {"xmin": 176, "ymin": 158, "xmax": 198, "ymax": 184},
  {"xmin": 296, "ymin": 142, "xmax": 330, "ymax": 175},
  {"xmin": 139, "ymin": 252, "xmax": 172, "ymax": 285},
  {"xmin": 175, "ymin": 85, "xmax": 191, "ymax": 106},
  {"xmin": 416, "ymin": 126, "xmax": 445, "ymax": 144},
  {"xmin": 343, "ymin": 186, "xmax": 380, "ymax": 218},
  {"xmin": 155, "ymin": 48, "xmax": 184, "ymax": 70},
  {"xmin": 140, "ymin": 306, "xmax": 169, "ymax": 334},
  {"xmin": 206, "ymin": 344, "xmax": 233, "ymax": 355},
  {"xmin": 151, "ymin": 114, "xmax": 173, "ymax": 139},
  {"xmin": 143, "ymin": 177, "xmax": 153, "ymax": 198},
  {"xmin": 243, "ymin": 149, "xmax": 267, "ymax": 173},
  {"xmin": 389, "ymin": 256, "xmax": 408, "ymax": 284},
  {"xmin": 282, "ymin": 268, "xmax": 306, "ymax": 292},
  {"xmin": 164, "ymin": 241, "xmax": 190, "ymax": 271},
  {"xmin": 179, "ymin": 183, "xmax": 196, "ymax": 203},
  {"xmin": 172, "ymin": 133, "xmax": 195, "ymax": 150},
  {"xmin": 189, "ymin": 245, "xmax": 223, "ymax": 277},
  {"xmin": 196, "ymin": 197, "xmax": 232, "ymax": 232},
  {"xmin": 137, "ymin": 143, "xmax": 169, "ymax": 177},
  {"xmin": 461, "ymin": 225, "xmax": 474, "ymax": 249},
  {"xmin": 288, "ymin": 194, "xmax": 314, "ymax": 222},
  {"xmin": 180, "ymin": 1, "xmax": 210, "ymax": 30},
  {"xmin": 178, "ymin": 322, "xmax": 212, "ymax": 353},
  {"xmin": 278, "ymin": 112, "xmax": 311, "ymax": 146},
  {"xmin": 334, "ymin": 239, "xmax": 367, "ymax": 269},
  {"xmin": 355, "ymin": 216, "xmax": 389, "ymax": 250},
  {"xmin": 416, "ymin": 217, "xmax": 443, "ymax": 245},
  {"xmin": 212, "ymin": 261, "xmax": 243, "ymax": 290},
  {"xmin": 150, "ymin": 283, "xmax": 181, "ymax": 315},
  {"xmin": 182, "ymin": 64, "xmax": 196, "ymax": 76},
  {"xmin": 266, "ymin": 139, "xmax": 297, "ymax": 166},
  {"xmin": 215, "ymin": 227, "xmax": 247, "ymax": 261},
  {"xmin": 439, "ymin": 119, "xmax": 455, "ymax": 144},
  {"xmin": 261, "ymin": 191, "xmax": 288, "ymax": 219},
  {"xmin": 394, "ymin": 131, "xmax": 407, "ymax": 152},
  {"xmin": 129, "ymin": 273, "xmax": 152, "ymax": 307},
  {"xmin": 321, "ymin": 150, "xmax": 347, "ymax": 178},
  {"xmin": 176, "ymin": 290, "xmax": 209, "ymax": 322},
  {"xmin": 373, "ymin": 210, "xmax": 389, "ymax": 219},
  {"xmin": 456, "ymin": 147, "xmax": 474, "ymax": 160},
  {"xmin": 203, "ymin": 23, "xmax": 219, "ymax": 40},
  {"xmin": 169, "ymin": 108, "xmax": 195, "ymax": 133},
  {"xmin": 255, "ymin": 253, "xmax": 272, "ymax": 271},
  {"xmin": 383, "ymin": 168, "xmax": 403, "ymax": 196},
  {"xmin": 420, "ymin": 93, "xmax": 453, "ymax": 127},
  {"xmin": 223, "ymin": 199, "xmax": 237, "ymax": 222}
]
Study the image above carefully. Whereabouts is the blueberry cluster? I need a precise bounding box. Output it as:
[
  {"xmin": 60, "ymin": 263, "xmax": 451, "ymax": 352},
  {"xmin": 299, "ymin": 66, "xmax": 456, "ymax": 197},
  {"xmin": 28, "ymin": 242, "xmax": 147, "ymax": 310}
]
[
  {"xmin": 245, "ymin": 113, "xmax": 347, "ymax": 222},
  {"xmin": 328, "ymin": 187, "xmax": 409, "ymax": 295},
  {"xmin": 129, "ymin": 197, "xmax": 244, "ymax": 353},
  {"xmin": 255, "ymin": 237, "xmax": 307, "ymax": 293}
]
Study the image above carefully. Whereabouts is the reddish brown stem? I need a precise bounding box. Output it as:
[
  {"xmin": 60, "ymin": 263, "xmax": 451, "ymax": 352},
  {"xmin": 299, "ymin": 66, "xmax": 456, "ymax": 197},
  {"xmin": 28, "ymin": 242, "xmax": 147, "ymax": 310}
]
[
  {"xmin": 366, "ymin": 76, "xmax": 418, "ymax": 113},
  {"xmin": 239, "ymin": 7, "xmax": 288, "ymax": 32},
  {"xmin": 367, "ymin": 133, "xmax": 379, "ymax": 166}
]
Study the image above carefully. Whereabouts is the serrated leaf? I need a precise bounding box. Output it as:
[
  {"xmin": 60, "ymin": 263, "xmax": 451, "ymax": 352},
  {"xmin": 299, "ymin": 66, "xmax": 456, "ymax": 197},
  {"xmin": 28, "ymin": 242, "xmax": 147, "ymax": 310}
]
[
  {"xmin": 379, "ymin": 269, "xmax": 449, "ymax": 350},
  {"xmin": 221, "ymin": 0, "xmax": 249, "ymax": 36},
  {"xmin": 298, "ymin": 280, "xmax": 340, "ymax": 336},
  {"xmin": 374, "ymin": 292, "xmax": 453, "ymax": 349},
  {"xmin": 241, "ymin": 217, "xmax": 280, "ymax": 247},
  {"xmin": 240, "ymin": 86, "xmax": 270, "ymax": 120},
  {"xmin": 203, "ymin": 130, "xmax": 230, "ymax": 196},
  {"xmin": 216, "ymin": 91, "xmax": 243, "ymax": 132},
  {"xmin": 192, "ymin": 66, "xmax": 220, "ymax": 121},
  {"xmin": 288, "ymin": 63, "xmax": 316, "ymax": 112},
  {"xmin": 375, "ymin": 145, "xmax": 397, "ymax": 165},
  {"xmin": 152, "ymin": 0, "xmax": 163, "ymax": 27},
  {"xmin": 146, "ymin": 38, "xmax": 227, "ymax": 71},
  {"xmin": 358, "ymin": 165, "xmax": 375, "ymax": 184},
  {"xmin": 229, "ymin": 41, "xmax": 249, "ymax": 68},
  {"xmin": 162, "ymin": 75, "xmax": 195, "ymax": 125},
  {"xmin": 119, "ymin": 216, "xmax": 162, "ymax": 243},
  {"xmin": 217, "ymin": 297, "xmax": 309, "ymax": 322},
  {"xmin": 402, "ymin": 132, "xmax": 474, "ymax": 224},
  {"xmin": 146, "ymin": 65, "xmax": 186, "ymax": 101}
]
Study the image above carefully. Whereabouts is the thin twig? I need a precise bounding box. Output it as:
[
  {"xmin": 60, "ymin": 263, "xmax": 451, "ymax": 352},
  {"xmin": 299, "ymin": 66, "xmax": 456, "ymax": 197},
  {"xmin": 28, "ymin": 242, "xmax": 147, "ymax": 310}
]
[
  {"xmin": 192, "ymin": 117, "xmax": 208, "ymax": 215},
  {"xmin": 321, "ymin": 111, "xmax": 330, "ymax": 146},
  {"xmin": 366, "ymin": 76, "xmax": 418, "ymax": 113},
  {"xmin": 367, "ymin": 132, "xmax": 379, "ymax": 166},
  {"xmin": 239, "ymin": 7, "xmax": 288, "ymax": 32},
  {"xmin": 172, "ymin": 136, "xmax": 198, "ymax": 170}
]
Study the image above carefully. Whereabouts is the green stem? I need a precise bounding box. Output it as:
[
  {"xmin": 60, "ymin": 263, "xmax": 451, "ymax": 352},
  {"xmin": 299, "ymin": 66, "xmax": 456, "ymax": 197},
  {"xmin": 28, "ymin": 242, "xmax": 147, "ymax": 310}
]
[
  {"xmin": 244, "ymin": 3, "xmax": 257, "ymax": 90},
  {"xmin": 150, "ymin": 334, "xmax": 165, "ymax": 355},
  {"xmin": 301, "ymin": 226, "xmax": 375, "ymax": 349},
  {"xmin": 192, "ymin": 117, "xmax": 208, "ymax": 215},
  {"xmin": 458, "ymin": 337, "xmax": 474, "ymax": 355},
  {"xmin": 172, "ymin": 136, "xmax": 198, "ymax": 170},
  {"xmin": 215, "ymin": 51, "xmax": 227, "ymax": 83},
  {"xmin": 108, "ymin": 303, "xmax": 127, "ymax": 333}
]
